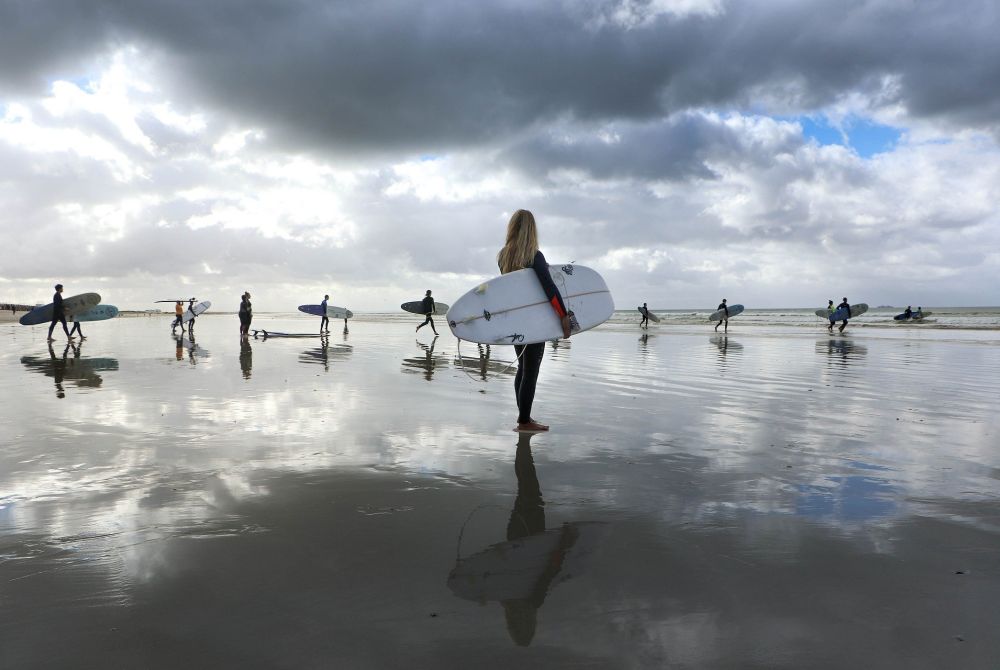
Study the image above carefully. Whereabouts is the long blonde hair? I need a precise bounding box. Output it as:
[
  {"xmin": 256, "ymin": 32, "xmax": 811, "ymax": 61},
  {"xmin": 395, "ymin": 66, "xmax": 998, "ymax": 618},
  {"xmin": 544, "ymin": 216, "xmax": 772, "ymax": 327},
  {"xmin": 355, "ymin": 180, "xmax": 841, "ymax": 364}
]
[{"xmin": 497, "ymin": 209, "xmax": 539, "ymax": 274}]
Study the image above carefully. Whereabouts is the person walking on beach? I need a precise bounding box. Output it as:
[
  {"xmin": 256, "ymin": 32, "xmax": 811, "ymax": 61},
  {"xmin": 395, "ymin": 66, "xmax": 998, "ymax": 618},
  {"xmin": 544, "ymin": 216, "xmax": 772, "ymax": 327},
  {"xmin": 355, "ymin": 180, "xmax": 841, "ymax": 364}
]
[
  {"xmin": 320, "ymin": 294, "xmax": 330, "ymax": 333},
  {"xmin": 836, "ymin": 297, "xmax": 851, "ymax": 333},
  {"xmin": 639, "ymin": 302, "xmax": 650, "ymax": 329},
  {"xmin": 68, "ymin": 318, "xmax": 85, "ymax": 340},
  {"xmin": 714, "ymin": 298, "xmax": 730, "ymax": 333},
  {"xmin": 239, "ymin": 291, "xmax": 252, "ymax": 339},
  {"xmin": 186, "ymin": 298, "xmax": 197, "ymax": 335},
  {"xmin": 47, "ymin": 284, "xmax": 73, "ymax": 342},
  {"xmin": 498, "ymin": 209, "xmax": 572, "ymax": 433},
  {"xmin": 826, "ymin": 299, "xmax": 836, "ymax": 332},
  {"xmin": 415, "ymin": 290, "xmax": 439, "ymax": 335},
  {"xmin": 172, "ymin": 301, "xmax": 184, "ymax": 333}
]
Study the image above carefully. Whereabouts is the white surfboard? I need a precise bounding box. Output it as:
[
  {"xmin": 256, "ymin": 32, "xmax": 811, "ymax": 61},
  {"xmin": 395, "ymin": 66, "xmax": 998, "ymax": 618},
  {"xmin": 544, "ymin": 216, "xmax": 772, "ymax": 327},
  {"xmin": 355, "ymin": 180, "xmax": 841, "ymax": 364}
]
[
  {"xmin": 447, "ymin": 264, "xmax": 614, "ymax": 345},
  {"xmin": 708, "ymin": 304, "xmax": 744, "ymax": 322},
  {"xmin": 181, "ymin": 301, "xmax": 211, "ymax": 324}
]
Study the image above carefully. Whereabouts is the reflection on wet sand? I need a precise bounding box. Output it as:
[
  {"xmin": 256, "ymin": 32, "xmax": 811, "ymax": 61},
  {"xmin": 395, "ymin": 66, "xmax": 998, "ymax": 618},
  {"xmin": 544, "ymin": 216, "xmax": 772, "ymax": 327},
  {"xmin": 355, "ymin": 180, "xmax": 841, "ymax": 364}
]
[
  {"xmin": 21, "ymin": 342, "xmax": 119, "ymax": 397},
  {"xmin": 402, "ymin": 336, "xmax": 448, "ymax": 380},
  {"xmin": 449, "ymin": 433, "xmax": 587, "ymax": 647},
  {"xmin": 173, "ymin": 333, "xmax": 209, "ymax": 364},
  {"xmin": 453, "ymin": 343, "xmax": 516, "ymax": 379},
  {"xmin": 239, "ymin": 339, "xmax": 252, "ymax": 379},
  {"xmin": 298, "ymin": 339, "xmax": 353, "ymax": 370},
  {"xmin": 818, "ymin": 337, "xmax": 868, "ymax": 365}
]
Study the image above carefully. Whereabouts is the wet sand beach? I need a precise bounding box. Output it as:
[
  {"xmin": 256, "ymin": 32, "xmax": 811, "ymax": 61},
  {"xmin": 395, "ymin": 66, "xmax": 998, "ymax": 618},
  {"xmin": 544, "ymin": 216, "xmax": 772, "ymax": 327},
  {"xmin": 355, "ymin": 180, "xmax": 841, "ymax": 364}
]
[{"xmin": 2, "ymin": 315, "xmax": 999, "ymax": 668}]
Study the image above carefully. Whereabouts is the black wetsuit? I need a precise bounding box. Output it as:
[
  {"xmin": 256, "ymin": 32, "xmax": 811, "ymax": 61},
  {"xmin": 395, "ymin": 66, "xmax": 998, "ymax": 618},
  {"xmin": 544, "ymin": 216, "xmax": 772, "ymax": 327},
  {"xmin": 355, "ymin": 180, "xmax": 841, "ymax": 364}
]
[
  {"xmin": 416, "ymin": 296, "xmax": 437, "ymax": 334},
  {"xmin": 48, "ymin": 292, "xmax": 70, "ymax": 339},
  {"xmin": 239, "ymin": 297, "xmax": 252, "ymax": 333},
  {"xmin": 838, "ymin": 301, "xmax": 851, "ymax": 330},
  {"xmin": 640, "ymin": 306, "xmax": 649, "ymax": 328},
  {"xmin": 506, "ymin": 250, "xmax": 568, "ymax": 425},
  {"xmin": 320, "ymin": 298, "xmax": 329, "ymax": 332}
]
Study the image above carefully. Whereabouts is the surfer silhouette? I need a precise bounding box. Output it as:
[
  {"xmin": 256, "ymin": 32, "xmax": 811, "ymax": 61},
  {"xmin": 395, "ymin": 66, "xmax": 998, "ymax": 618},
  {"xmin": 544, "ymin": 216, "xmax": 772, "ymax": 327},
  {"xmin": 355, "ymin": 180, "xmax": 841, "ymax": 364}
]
[
  {"xmin": 47, "ymin": 284, "xmax": 73, "ymax": 342},
  {"xmin": 714, "ymin": 298, "xmax": 730, "ymax": 332},
  {"xmin": 68, "ymin": 319, "xmax": 85, "ymax": 340},
  {"xmin": 640, "ymin": 302, "xmax": 649, "ymax": 329},
  {"xmin": 320, "ymin": 294, "xmax": 330, "ymax": 333},
  {"xmin": 826, "ymin": 299, "xmax": 835, "ymax": 332},
  {"xmin": 186, "ymin": 298, "xmax": 197, "ymax": 335},
  {"xmin": 172, "ymin": 301, "xmax": 184, "ymax": 333},
  {"xmin": 498, "ymin": 209, "xmax": 571, "ymax": 433},
  {"xmin": 239, "ymin": 292, "xmax": 252, "ymax": 339},
  {"xmin": 836, "ymin": 297, "xmax": 851, "ymax": 333},
  {"xmin": 415, "ymin": 290, "xmax": 439, "ymax": 335}
]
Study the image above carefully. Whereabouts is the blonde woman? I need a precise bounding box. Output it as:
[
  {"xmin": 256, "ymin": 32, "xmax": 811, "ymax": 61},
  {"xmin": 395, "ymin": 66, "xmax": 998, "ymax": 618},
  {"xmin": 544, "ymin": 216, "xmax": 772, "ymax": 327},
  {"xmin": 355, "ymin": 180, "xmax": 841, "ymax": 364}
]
[{"xmin": 498, "ymin": 210, "xmax": 572, "ymax": 432}]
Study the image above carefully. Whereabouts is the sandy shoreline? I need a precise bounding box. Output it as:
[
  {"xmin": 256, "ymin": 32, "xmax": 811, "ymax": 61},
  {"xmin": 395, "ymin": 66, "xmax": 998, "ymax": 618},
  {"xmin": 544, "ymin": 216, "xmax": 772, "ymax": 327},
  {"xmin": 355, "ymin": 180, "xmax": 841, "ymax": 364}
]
[{"xmin": 2, "ymin": 316, "xmax": 999, "ymax": 667}]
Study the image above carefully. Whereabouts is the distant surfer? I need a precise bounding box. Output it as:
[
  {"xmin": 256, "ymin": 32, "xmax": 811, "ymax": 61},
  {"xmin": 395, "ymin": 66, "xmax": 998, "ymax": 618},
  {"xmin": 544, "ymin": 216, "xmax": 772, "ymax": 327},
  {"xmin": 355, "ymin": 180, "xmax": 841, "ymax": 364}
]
[
  {"xmin": 498, "ymin": 209, "xmax": 571, "ymax": 433},
  {"xmin": 904, "ymin": 306, "xmax": 913, "ymax": 319},
  {"xmin": 714, "ymin": 298, "xmax": 730, "ymax": 333},
  {"xmin": 186, "ymin": 298, "xmax": 197, "ymax": 334},
  {"xmin": 239, "ymin": 291, "xmax": 252, "ymax": 339},
  {"xmin": 415, "ymin": 290, "xmax": 439, "ymax": 335},
  {"xmin": 914, "ymin": 306, "xmax": 923, "ymax": 319},
  {"xmin": 320, "ymin": 294, "xmax": 330, "ymax": 333},
  {"xmin": 639, "ymin": 302, "xmax": 650, "ymax": 329},
  {"xmin": 836, "ymin": 297, "xmax": 851, "ymax": 333},
  {"xmin": 172, "ymin": 301, "xmax": 184, "ymax": 333},
  {"xmin": 47, "ymin": 284, "xmax": 73, "ymax": 342},
  {"xmin": 826, "ymin": 299, "xmax": 835, "ymax": 332}
]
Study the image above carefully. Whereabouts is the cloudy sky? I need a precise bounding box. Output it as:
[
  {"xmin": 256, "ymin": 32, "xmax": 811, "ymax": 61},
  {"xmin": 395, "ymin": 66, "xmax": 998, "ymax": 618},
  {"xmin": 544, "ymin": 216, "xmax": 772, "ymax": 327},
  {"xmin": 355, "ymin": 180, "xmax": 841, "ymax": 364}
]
[{"xmin": 2, "ymin": 0, "xmax": 998, "ymax": 311}]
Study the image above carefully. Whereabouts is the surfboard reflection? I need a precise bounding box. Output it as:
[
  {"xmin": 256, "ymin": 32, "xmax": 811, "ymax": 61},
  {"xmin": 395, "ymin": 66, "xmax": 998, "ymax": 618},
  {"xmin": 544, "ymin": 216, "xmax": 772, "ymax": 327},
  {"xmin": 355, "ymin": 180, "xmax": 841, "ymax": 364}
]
[
  {"xmin": 21, "ymin": 342, "xmax": 119, "ymax": 398},
  {"xmin": 298, "ymin": 340, "xmax": 353, "ymax": 371},
  {"xmin": 448, "ymin": 433, "xmax": 599, "ymax": 647},
  {"xmin": 173, "ymin": 334, "xmax": 209, "ymax": 364},
  {"xmin": 453, "ymin": 344, "xmax": 515, "ymax": 379},
  {"xmin": 402, "ymin": 337, "xmax": 448, "ymax": 381}
]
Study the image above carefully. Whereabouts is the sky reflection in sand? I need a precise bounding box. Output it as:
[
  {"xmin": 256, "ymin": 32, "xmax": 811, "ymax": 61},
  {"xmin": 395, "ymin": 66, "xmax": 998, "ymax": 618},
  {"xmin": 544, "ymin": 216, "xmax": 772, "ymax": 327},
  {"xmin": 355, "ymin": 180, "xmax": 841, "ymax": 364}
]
[{"xmin": 2, "ymin": 316, "xmax": 999, "ymax": 667}]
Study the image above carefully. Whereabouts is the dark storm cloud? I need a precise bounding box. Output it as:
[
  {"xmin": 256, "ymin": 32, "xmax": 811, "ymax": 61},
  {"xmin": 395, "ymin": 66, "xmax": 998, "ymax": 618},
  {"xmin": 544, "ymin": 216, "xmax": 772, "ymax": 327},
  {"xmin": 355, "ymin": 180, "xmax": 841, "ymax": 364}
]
[{"xmin": 2, "ymin": 0, "xmax": 999, "ymax": 158}]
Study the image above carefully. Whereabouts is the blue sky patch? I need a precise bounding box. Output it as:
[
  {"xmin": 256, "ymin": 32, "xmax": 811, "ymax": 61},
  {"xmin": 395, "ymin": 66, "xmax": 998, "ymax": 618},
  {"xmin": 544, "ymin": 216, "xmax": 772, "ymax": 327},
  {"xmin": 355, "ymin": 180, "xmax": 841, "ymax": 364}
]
[{"xmin": 799, "ymin": 115, "xmax": 901, "ymax": 158}]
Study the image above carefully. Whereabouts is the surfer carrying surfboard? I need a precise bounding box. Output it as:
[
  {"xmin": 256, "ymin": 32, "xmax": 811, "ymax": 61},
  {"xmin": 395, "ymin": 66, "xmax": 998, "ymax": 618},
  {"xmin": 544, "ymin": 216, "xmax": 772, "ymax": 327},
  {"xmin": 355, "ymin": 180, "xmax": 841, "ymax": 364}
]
[
  {"xmin": 320, "ymin": 295, "xmax": 330, "ymax": 333},
  {"xmin": 714, "ymin": 298, "xmax": 730, "ymax": 332},
  {"xmin": 172, "ymin": 301, "xmax": 184, "ymax": 333},
  {"xmin": 640, "ymin": 303, "xmax": 650, "ymax": 329},
  {"xmin": 498, "ymin": 210, "xmax": 572, "ymax": 433},
  {"xmin": 836, "ymin": 297, "xmax": 851, "ymax": 333},
  {"xmin": 415, "ymin": 290, "xmax": 439, "ymax": 335},
  {"xmin": 47, "ymin": 284, "xmax": 74, "ymax": 342}
]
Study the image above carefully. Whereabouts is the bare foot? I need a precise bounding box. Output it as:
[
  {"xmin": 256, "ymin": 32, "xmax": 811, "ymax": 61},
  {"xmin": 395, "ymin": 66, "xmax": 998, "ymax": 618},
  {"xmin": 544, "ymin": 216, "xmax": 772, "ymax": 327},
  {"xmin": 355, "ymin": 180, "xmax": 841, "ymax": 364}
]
[{"xmin": 514, "ymin": 420, "xmax": 549, "ymax": 432}]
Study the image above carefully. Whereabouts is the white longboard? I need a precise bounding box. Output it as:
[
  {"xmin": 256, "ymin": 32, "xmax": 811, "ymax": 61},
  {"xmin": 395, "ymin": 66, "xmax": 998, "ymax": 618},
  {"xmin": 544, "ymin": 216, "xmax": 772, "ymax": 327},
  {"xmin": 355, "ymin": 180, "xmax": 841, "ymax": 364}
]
[
  {"xmin": 638, "ymin": 307, "xmax": 660, "ymax": 322},
  {"xmin": 181, "ymin": 301, "xmax": 211, "ymax": 324},
  {"xmin": 18, "ymin": 293, "xmax": 102, "ymax": 325},
  {"xmin": 447, "ymin": 264, "xmax": 614, "ymax": 345},
  {"xmin": 708, "ymin": 304, "xmax": 744, "ymax": 322}
]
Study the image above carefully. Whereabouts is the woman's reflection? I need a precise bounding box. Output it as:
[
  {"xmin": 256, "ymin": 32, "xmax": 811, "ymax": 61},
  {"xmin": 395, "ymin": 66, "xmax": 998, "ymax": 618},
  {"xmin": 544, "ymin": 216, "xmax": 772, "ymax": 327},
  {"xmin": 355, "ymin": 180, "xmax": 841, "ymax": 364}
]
[
  {"xmin": 447, "ymin": 433, "xmax": 579, "ymax": 647},
  {"xmin": 239, "ymin": 339, "xmax": 253, "ymax": 379}
]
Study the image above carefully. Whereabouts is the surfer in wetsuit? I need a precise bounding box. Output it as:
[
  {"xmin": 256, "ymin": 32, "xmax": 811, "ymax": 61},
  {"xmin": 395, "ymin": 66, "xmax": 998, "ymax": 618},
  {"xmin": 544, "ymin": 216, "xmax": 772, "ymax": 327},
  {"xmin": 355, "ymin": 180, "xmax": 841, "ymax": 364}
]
[
  {"xmin": 826, "ymin": 299, "xmax": 836, "ymax": 332},
  {"xmin": 320, "ymin": 294, "xmax": 330, "ymax": 333},
  {"xmin": 239, "ymin": 292, "xmax": 252, "ymax": 339},
  {"xmin": 640, "ymin": 302, "xmax": 649, "ymax": 329},
  {"xmin": 186, "ymin": 298, "xmax": 197, "ymax": 334},
  {"xmin": 836, "ymin": 297, "xmax": 851, "ymax": 333},
  {"xmin": 498, "ymin": 209, "xmax": 572, "ymax": 433},
  {"xmin": 172, "ymin": 301, "xmax": 184, "ymax": 333},
  {"xmin": 714, "ymin": 298, "xmax": 730, "ymax": 332},
  {"xmin": 47, "ymin": 284, "xmax": 73, "ymax": 342},
  {"xmin": 903, "ymin": 306, "xmax": 912, "ymax": 319},
  {"xmin": 68, "ymin": 318, "xmax": 85, "ymax": 340},
  {"xmin": 415, "ymin": 290, "xmax": 439, "ymax": 335},
  {"xmin": 914, "ymin": 306, "xmax": 923, "ymax": 319}
]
